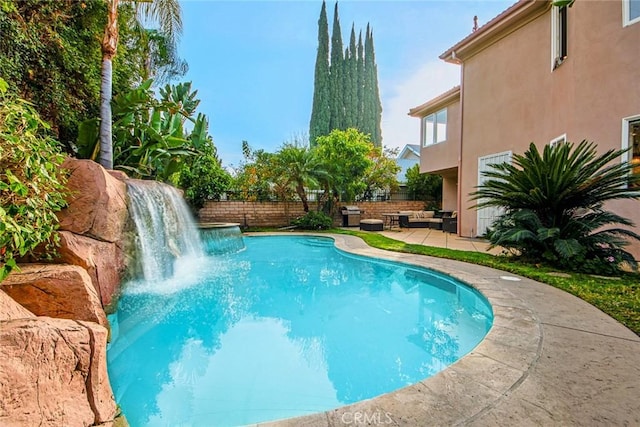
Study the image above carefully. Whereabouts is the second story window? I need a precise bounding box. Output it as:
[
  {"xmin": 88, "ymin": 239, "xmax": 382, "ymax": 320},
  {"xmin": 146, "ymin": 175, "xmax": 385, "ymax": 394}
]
[
  {"xmin": 551, "ymin": 5, "xmax": 568, "ymax": 69},
  {"xmin": 423, "ymin": 108, "xmax": 447, "ymax": 146},
  {"xmin": 624, "ymin": 0, "xmax": 640, "ymax": 26},
  {"xmin": 625, "ymin": 116, "xmax": 640, "ymax": 188}
]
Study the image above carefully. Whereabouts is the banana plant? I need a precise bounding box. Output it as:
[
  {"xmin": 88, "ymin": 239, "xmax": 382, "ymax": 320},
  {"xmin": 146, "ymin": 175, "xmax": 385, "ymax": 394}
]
[{"xmin": 77, "ymin": 79, "xmax": 207, "ymax": 182}]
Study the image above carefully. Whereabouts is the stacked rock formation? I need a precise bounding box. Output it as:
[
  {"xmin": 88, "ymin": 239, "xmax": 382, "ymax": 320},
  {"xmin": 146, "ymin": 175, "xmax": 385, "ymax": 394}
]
[{"xmin": 0, "ymin": 159, "xmax": 129, "ymax": 426}]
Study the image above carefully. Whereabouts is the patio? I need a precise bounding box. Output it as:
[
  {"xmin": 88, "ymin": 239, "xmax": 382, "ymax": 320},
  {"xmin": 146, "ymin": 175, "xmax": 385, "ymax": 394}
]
[{"xmin": 377, "ymin": 227, "xmax": 501, "ymax": 255}]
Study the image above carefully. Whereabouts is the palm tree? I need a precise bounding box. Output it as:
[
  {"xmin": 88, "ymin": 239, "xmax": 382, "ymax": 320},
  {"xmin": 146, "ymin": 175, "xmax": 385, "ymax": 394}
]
[
  {"xmin": 471, "ymin": 140, "xmax": 640, "ymax": 273},
  {"xmin": 274, "ymin": 144, "xmax": 328, "ymax": 212},
  {"xmin": 99, "ymin": 0, "xmax": 182, "ymax": 169}
]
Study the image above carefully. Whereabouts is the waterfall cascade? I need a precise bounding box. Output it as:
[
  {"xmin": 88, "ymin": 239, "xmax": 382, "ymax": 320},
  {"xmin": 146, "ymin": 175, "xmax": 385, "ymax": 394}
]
[{"xmin": 126, "ymin": 180, "xmax": 204, "ymax": 282}]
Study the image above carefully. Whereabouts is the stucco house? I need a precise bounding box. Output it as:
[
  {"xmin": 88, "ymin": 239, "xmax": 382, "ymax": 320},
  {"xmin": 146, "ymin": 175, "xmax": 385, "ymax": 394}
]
[{"xmin": 409, "ymin": 0, "xmax": 640, "ymax": 257}]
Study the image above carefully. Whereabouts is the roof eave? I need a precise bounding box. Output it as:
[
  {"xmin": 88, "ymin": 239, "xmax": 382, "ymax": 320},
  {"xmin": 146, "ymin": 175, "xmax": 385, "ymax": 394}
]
[
  {"xmin": 398, "ymin": 144, "xmax": 420, "ymax": 159},
  {"xmin": 408, "ymin": 86, "xmax": 461, "ymax": 117},
  {"xmin": 440, "ymin": 0, "xmax": 550, "ymax": 64}
]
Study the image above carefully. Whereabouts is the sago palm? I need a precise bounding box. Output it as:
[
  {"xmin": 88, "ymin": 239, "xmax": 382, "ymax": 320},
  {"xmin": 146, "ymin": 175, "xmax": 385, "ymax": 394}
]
[{"xmin": 471, "ymin": 140, "xmax": 640, "ymax": 273}]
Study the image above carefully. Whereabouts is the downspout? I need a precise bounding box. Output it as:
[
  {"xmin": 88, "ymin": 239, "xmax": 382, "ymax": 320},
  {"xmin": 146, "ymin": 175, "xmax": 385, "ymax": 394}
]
[{"xmin": 456, "ymin": 51, "xmax": 464, "ymax": 236}]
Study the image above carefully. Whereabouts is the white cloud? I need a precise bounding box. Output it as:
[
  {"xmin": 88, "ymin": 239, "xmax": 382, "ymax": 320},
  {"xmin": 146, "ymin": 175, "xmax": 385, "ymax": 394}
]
[{"xmin": 381, "ymin": 60, "xmax": 461, "ymax": 150}]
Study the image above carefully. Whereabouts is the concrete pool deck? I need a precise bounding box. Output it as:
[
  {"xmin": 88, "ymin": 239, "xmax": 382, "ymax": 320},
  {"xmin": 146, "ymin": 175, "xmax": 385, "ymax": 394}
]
[{"xmin": 254, "ymin": 232, "xmax": 640, "ymax": 427}]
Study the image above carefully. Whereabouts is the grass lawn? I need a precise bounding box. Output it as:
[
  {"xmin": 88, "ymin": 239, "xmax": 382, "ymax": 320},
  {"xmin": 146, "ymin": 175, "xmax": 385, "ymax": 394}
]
[{"xmin": 331, "ymin": 229, "xmax": 640, "ymax": 336}]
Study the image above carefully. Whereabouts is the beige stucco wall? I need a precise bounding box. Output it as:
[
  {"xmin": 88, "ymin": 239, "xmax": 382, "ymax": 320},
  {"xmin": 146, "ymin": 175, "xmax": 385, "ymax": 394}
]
[
  {"xmin": 441, "ymin": 172, "xmax": 458, "ymax": 213},
  {"xmin": 457, "ymin": 0, "xmax": 640, "ymax": 256}
]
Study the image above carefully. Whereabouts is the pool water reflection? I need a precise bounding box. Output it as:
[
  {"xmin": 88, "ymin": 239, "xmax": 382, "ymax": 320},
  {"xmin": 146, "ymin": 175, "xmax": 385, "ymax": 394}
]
[{"xmin": 107, "ymin": 236, "xmax": 492, "ymax": 426}]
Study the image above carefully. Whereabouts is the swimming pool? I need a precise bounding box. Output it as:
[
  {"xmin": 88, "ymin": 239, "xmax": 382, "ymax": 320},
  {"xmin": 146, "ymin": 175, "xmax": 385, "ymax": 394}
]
[{"xmin": 107, "ymin": 235, "xmax": 492, "ymax": 426}]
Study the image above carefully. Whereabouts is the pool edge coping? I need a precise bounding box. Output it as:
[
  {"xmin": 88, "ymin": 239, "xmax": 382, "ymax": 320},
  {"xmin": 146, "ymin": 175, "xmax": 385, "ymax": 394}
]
[{"xmin": 246, "ymin": 232, "xmax": 544, "ymax": 427}]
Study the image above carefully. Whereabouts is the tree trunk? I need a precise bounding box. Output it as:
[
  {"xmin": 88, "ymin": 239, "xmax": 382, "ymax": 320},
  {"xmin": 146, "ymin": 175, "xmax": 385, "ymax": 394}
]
[
  {"xmin": 99, "ymin": 59, "xmax": 113, "ymax": 169},
  {"xmin": 99, "ymin": 0, "xmax": 119, "ymax": 170},
  {"xmin": 296, "ymin": 182, "xmax": 309, "ymax": 212}
]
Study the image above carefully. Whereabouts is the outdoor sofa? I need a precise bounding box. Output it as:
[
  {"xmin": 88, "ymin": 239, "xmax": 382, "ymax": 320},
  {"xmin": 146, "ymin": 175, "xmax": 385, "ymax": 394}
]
[{"xmin": 398, "ymin": 211, "xmax": 456, "ymax": 230}]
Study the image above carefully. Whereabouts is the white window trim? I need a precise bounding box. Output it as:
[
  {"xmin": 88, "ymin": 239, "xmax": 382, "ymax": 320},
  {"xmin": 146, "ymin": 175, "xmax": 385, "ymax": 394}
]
[
  {"xmin": 623, "ymin": 0, "xmax": 640, "ymax": 27},
  {"xmin": 550, "ymin": 5, "xmax": 567, "ymax": 71},
  {"xmin": 421, "ymin": 108, "xmax": 447, "ymax": 147},
  {"xmin": 622, "ymin": 114, "xmax": 640, "ymax": 160},
  {"xmin": 550, "ymin": 134, "xmax": 567, "ymax": 147},
  {"xmin": 622, "ymin": 114, "xmax": 640, "ymax": 188}
]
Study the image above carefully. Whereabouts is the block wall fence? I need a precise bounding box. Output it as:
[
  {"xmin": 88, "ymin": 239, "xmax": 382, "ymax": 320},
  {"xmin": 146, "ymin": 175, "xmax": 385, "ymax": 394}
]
[{"xmin": 198, "ymin": 200, "xmax": 426, "ymax": 228}]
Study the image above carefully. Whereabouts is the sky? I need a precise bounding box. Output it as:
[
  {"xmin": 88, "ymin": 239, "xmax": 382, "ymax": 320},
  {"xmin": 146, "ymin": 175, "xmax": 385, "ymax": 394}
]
[{"xmin": 177, "ymin": 0, "xmax": 513, "ymax": 169}]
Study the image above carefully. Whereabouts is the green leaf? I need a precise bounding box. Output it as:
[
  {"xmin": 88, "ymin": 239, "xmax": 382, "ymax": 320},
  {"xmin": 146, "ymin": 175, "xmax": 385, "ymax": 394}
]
[
  {"xmin": 554, "ymin": 238, "xmax": 583, "ymax": 258},
  {"xmin": 9, "ymin": 181, "xmax": 29, "ymax": 197},
  {"xmin": 76, "ymin": 118, "xmax": 100, "ymax": 160}
]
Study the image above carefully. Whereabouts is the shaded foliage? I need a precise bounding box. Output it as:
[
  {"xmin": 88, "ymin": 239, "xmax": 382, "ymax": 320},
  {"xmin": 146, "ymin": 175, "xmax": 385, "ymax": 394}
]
[
  {"xmin": 0, "ymin": 0, "xmax": 104, "ymax": 149},
  {"xmin": 405, "ymin": 164, "xmax": 443, "ymax": 206},
  {"xmin": 0, "ymin": 0, "xmax": 185, "ymax": 153}
]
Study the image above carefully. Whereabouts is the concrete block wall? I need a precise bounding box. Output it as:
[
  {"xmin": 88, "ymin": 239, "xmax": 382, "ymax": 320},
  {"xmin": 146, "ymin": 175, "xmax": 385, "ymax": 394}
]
[{"xmin": 198, "ymin": 200, "xmax": 426, "ymax": 228}]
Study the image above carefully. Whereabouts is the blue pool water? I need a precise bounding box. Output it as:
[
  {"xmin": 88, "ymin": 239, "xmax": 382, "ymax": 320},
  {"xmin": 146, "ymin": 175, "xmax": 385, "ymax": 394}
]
[{"xmin": 107, "ymin": 236, "xmax": 493, "ymax": 426}]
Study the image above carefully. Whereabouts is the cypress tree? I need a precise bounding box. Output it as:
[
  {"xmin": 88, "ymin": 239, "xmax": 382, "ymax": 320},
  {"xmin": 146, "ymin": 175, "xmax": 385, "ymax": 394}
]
[
  {"xmin": 364, "ymin": 25, "xmax": 382, "ymax": 146},
  {"xmin": 343, "ymin": 45, "xmax": 351, "ymax": 128},
  {"xmin": 356, "ymin": 31, "xmax": 365, "ymax": 129},
  {"xmin": 309, "ymin": 0, "xmax": 330, "ymax": 146},
  {"xmin": 345, "ymin": 24, "xmax": 358, "ymax": 128},
  {"xmin": 329, "ymin": 2, "xmax": 344, "ymax": 131},
  {"xmin": 362, "ymin": 25, "xmax": 373, "ymax": 142},
  {"xmin": 309, "ymin": 3, "xmax": 382, "ymax": 146},
  {"xmin": 370, "ymin": 29, "xmax": 382, "ymax": 146}
]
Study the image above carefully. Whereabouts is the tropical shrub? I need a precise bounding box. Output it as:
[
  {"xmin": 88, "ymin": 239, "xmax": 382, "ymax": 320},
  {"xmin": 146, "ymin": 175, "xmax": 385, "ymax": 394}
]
[
  {"xmin": 77, "ymin": 80, "xmax": 219, "ymax": 185},
  {"xmin": 472, "ymin": 141, "xmax": 640, "ymax": 274},
  {"xmin": 292, "ymin": 211, "xmax": 334, "ymax": 230},
  {"xmin": 0, "ymin": 78, "xmax": 67, "ymax": 281},
  {"xmin": 111, "ymin": 80, "xmax": 199, "ymax": 180},
  {"xmin": 314, "ymin": 128, "xmax": 373, "ymax": 209},
  {"xmin": 231, "ymin": 141, "xmax": 277, "ymax": 202},
  {"xmin": 179, "ymin": 143, "xmax": 231, "ymax": 210},
  {"xmin": 360, "ymin": 146, "xmax": 401, "ymax": 201}
]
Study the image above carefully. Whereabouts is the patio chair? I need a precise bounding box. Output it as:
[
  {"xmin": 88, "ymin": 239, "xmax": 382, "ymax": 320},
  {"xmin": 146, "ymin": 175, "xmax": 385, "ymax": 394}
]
[{"xmin": 442, "ymin": 211, "xmax": 457, "ymax": 233}]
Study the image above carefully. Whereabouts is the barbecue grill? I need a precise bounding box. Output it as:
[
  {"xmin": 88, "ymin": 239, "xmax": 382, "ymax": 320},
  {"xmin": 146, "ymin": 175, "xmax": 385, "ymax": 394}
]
[{"xmin": 340, "ymin": 206, "xmax": 361, "ymax": 227}]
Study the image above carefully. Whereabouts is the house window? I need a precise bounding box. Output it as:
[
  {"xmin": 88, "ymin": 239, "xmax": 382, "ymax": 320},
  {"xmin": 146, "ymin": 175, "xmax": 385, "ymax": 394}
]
[
  {"xmin": 551, "ymin": 5, "xmax": 568, "ymax": 69},
  {"xmin": 624, "ymin": 116, "xmax": 640, "ymax": 187},
  {"xmin": 550, "ymin": 134, "xmax": 567, "ymax": 147},
  {"xmin": 422, "ymin": 108, "xmax": 447, "ymax": 146},
  {"xmin": 624, "ymin": 0, "xmax": 640, "ymax": 26}
]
